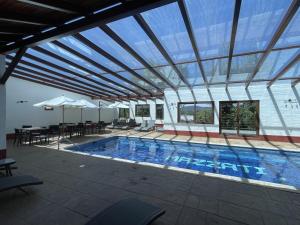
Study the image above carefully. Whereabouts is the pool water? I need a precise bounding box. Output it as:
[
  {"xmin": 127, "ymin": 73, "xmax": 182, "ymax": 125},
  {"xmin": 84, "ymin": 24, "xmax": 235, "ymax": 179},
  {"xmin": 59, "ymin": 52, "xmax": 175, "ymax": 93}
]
[{"xmin": 67, "ymin": 136, "xmax": 300, "ymax": 188}]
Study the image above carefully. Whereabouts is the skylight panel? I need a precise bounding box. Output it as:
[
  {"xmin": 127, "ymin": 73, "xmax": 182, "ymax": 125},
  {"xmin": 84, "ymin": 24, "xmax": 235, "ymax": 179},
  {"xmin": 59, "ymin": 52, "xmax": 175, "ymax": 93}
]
[
  {"xmin": 108, "ymin": 16, "xmax": 168, "ymax": 66},
  {"xmin": 141, "ymin": 2, "xmax": 196, "ymax": 63}
]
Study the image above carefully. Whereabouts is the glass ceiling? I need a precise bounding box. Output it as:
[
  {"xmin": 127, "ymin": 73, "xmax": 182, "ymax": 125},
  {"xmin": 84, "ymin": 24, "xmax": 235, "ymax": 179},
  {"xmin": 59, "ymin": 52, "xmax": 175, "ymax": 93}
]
[{"xmin": 8, "ymin": 0, "xmax": 300, "ymax": 99}]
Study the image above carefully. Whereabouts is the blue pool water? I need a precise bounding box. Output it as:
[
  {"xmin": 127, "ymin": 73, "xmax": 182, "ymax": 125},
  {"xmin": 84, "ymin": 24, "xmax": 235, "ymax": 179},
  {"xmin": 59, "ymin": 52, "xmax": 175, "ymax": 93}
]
[{"xmin": 67, "ymin": 136, "xmax": 300, "ymax": 188}]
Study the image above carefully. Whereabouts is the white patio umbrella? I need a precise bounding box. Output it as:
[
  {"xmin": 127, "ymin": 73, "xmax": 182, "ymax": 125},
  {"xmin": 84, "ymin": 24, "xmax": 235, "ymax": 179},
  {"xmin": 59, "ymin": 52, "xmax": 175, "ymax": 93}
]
[
  {"xmin": 75, "ymin": 99, "xmax": 98, "ymax": 122},
  {"xmin": 107, "ymin": 102, "xmax": 129, "ymax": 109},
  {"xmin": 33, "ymin": 96, "xmax": 82, "ymax": 124},
  {"xmin": 107, "ymin": 102, "xmax": 129, "ymax": 120}
]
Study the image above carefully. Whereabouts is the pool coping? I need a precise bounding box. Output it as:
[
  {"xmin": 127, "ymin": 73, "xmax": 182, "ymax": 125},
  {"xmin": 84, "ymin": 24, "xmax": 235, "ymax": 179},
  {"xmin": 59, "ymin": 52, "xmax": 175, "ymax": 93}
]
[{"xmin": 60, "ymin": 135, "xmax": 300, "ymax": 194}]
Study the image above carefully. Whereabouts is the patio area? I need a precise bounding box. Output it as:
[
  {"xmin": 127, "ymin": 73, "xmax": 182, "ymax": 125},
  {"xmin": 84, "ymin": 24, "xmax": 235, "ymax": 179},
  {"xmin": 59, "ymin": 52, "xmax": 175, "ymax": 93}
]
[
  {"xmin": 1, "ymin": 136, "xmax": 300, "ymax": 225},
  {"xmin": 0, "ymin": 0, "xmax": 300, "ymax": 224}
]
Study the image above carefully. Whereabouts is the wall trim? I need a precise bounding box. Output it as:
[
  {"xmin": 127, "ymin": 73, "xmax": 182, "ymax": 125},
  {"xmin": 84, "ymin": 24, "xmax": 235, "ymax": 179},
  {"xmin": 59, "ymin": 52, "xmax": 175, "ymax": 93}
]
[{"xmin": 163, "ymin": 130, "xmax": 300, "ymax": 143}]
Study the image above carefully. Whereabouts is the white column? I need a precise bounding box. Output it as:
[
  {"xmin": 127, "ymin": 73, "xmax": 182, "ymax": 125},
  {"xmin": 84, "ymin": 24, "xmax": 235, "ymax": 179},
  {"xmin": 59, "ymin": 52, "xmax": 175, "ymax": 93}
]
[{"xmin": 0, "ymin": 55, "xmax": 6, "ymax": 159}]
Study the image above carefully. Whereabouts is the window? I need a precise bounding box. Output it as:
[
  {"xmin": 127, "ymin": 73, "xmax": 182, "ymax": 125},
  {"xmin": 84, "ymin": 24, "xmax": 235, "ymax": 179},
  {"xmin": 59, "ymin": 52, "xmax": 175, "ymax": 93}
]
[
  {"xmin": 178, "ymin": 102, "xmax": 214, "ymax": 124},
  {"xmin": 220, "ymin": 101, "xmax": 259, "ymax": 136},
  {"xmin": 119, "ymin": 108, "xmax": 129, "ymax": 118},
  {"xmin": 156, "ymin": 104, "xmax": 164, "ymax": 120},
  {"xmin": 135, "ymin": 104, "xmax": 150, "ymax": 117}
]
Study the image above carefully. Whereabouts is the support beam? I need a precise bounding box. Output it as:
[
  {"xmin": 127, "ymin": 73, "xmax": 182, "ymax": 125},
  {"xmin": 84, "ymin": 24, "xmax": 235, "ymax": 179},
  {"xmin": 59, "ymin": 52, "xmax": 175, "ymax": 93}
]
[
  {"xmin": 94, "ymin": 93, "xmax": 164, "ymax": 101},
  {"xmin": 100, "ymin": 25, "xmax": 176, "ymax": 90},
  {"xmin": 45, "ymin": 42, "xmax": 148, "ymax": 96},
  {"xmin": 292, "ymin": 77, "xmax": 300, "ymax": 87},
  {"xmin": 11, "ymin": 74, "xmax": 96, "ymax": 98},
  {"xmin": 7, "ymin": 56, "xmax": 124, "ymax": 96},
  {"xmin": 0, "ymin": 13, "xmax": 51, "ymax": 26},
  {"xmin": 268, "ymin": 51, "xmax": 300, "ymax": 87},
  {"xmin": 226, "ymin": 0, "xmax": 242, "ymax": 88},
  {"xmin": 73, "ymin": 33, "xmax": 163, "ymax": 93},
  {"xmin": 177, "ymin": 0, "xmax": 208, "ymax": 88},
  {"xmin": 134, "ymin": 14, "xmax": 191, "ymax": 88},
  {"xmin": 12, "ymin": 70, "xmax": 103, "ymax": 98},
  {"xmin": 33, "ymin": 46, "xmax": 131, "ymax": 95},
  {"xmin": 22, "ymin": 52, "xmax": 134, "ymax": 96},
  {"xmin": 246, "ymin": 0, "xmax": 300, "ymax": 88},
  {"xmin": 17, "ymin": 0, "xmax": 80, "ymax": 14},
  {"xmin": 0, "ymin": 47, "xmax": 26, "ymax": 84},
  {"xmin": 14, "ymin": 66, "xmax": 111, "ymax": 97},
  {"xmin": 0, "ymin": 0, "xmax": 176, "ymax": 54}
]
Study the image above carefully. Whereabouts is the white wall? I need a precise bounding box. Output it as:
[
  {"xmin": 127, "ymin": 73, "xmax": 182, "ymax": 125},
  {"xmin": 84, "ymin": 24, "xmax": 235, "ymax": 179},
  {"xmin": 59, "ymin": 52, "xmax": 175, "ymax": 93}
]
[
  {"xmin": 0, "ymin": 55, "xmax": 6, "ymax": 149},
  {"xmin": 5, "ymin": 77, "xmax": 116, "ymax": 133},
  {"xmin": 127, "ymin": 99, "xmax": 164, "ymax": 124},
  {"xmin": 164, "ymin": 81, "xmax": 300, "ymax": 137}
]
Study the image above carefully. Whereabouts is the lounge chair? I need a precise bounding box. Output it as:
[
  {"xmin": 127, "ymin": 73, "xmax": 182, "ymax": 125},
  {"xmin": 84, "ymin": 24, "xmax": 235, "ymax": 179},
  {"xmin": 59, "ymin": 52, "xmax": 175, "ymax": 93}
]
[
  {"xmin": 107, "ymin": 119, "xmax": 118, "ymax": 129},
  {"xmin": 121, "ymin": 119, "xmax": 137, "ymax": 130},
  {"xmin": 134, "ymin": 120, "xmax": 147, "ymax": 131},
  {"xmin": 141, "ymin": 120, "xmax": 155, "ymax": 132},
  {"xmin": 0, "ymin": 175, "xmax": 43, "ymax": 192},
  {"xmin": 114, "ymin": 120, "xmax": 127, "ymax": 129},
  {"xmin": 85, "ymin": 198, "xmax": 165, "ymax": 225}
]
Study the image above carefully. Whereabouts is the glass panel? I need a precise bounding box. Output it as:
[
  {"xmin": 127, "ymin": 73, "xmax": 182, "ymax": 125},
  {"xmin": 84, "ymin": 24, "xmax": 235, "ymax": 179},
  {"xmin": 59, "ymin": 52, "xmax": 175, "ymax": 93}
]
[
  {"xmin": 141, "ymin": 2, "xmax": 195, "ymax": 63},
  {"xmin": 234, "ymin": 0, "xmax": 292, "ymax": 54},
  {"xmin": 103, "ymin": 74, "xmax": 147, "ymax": 95},
  {"xmin": 195, "ymin": 102, "xmax": 214, "ymax": 124},
  {"xmin": 134, "ymin": 69, "xmax": 169, "ymax": 89},
  {"xmin": 254, "ymin": 48, "xmax": 299, "ymax": 80},
  {"xmin": 281, "ymin": 61, "xmax": 300, "ymax": 79},
  {"xmin": 59, "ymin": 36, "xmax": 122, "ymax": 71},
  {"xmin": 154, "ymin": 66, "xmax": 183, "ymax": 87},
  {"xmin": 81, "ymin": 27, "xmax": 144, "ymax": 69},
  {"xmin": 40, "ymin": 42, "xmax": 104, "ymax": 74},
  {"xmin": 135, "ymin": 104, "xmax": 150, "ymax": 117},
  {"xmin": 185, "ymin": 0, "xmax": 235, "ymax": 58},
  {"xmin": 220, "ymin": 102, "xmax": 239, "ymax": 135},
  {"xmin": 118, "ymin": 71, "xmax": 158, "ymax": 93},
  {"xmin": 27, "ymin": 48, "xmax": 92, "ymax": 76},
  {"xmin": 202, "ymin": 58, "xmax": 228, "ymax": 84},
  {"xmin": 21, "ymin": 55, "xmax": 126, "ymax": 95},
  {"xmin": 108, "ymin": 16, "xmax": 168, "ymax": 66},
  {"xmin": 156, "ymin": 104, "xmax": 164, "ymax": 120},
  {"xmin": 229, "ymin": 53, "xmax": 262, "ymax": 82},
  {"xmin": 178, "ymin": 103, "xmax": 194, "ymax": 123},
  {"xmin": 239, "ymin": 101, "xmax": 258, "ymax": 135},
  {"xmin": 119, "ymin": 108, "xmax": 129, "ymax": 119},
  {"xmin": 275, "ymin": 8, "xmax": 300, "ymax": 48},
  {"xmin": 176, "ymin": 62, "xmax": 204, "ymax": 86}
]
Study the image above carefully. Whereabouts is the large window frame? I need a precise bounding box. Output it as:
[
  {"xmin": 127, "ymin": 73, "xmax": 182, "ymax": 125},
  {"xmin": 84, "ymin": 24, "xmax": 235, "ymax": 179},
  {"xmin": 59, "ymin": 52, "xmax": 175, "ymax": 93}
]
[
  {"xmin": 135, "ymin": 104, "xmax": 150, "ymax": 117},
  {"xmin": 219, "ymin": 100, "xmax": 259, "ymax": 136},
  {"xmin": 156, "ymin": 104, "xmax": 164, "ymax": 120},
  {"xmin": 177, "ymin": 101, "xmax": 214, "ymax": 124},
  {"xmin": 119, "ymin": 108, "xmax": 129, "ymax": 119}
]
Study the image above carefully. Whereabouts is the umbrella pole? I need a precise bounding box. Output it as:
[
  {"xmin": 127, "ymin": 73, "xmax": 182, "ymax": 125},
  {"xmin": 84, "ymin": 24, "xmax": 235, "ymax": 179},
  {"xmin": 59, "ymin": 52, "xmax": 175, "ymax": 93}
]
[
  {"xmin": 98, "ymin": 102, "xmax": 101, "ymax": 122},
  {"xmin": 81, "ymin": 108, "xmax": 83, "ymax": 123}
]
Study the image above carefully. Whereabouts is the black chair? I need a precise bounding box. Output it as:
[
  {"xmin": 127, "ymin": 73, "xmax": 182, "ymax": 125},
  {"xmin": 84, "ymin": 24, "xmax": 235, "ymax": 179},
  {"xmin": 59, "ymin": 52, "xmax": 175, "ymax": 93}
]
[
  {"xmin": 14, "ymin": 129, "xmax": 29, "ymax": 146},
  {"xmin": 48, "ymin": 125, "xmax": 60, "ymax": 140},
  {"xmin": 86, "ymin": 198, "xmax": 165, "ymax": 225}
]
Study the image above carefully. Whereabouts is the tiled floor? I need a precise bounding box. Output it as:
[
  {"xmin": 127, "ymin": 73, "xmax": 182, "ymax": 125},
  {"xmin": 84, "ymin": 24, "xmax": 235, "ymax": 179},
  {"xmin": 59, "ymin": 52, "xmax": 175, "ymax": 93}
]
[{"xmin": 1, "ymin": 132, "xmax": 300, "ymax": 225}]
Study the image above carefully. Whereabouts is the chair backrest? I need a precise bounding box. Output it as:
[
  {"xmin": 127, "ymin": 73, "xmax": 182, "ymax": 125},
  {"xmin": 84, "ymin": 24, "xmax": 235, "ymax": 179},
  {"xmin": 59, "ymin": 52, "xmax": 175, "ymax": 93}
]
[
  {"xmin": 22, "ymin": 125, "xmax": 32, "ymax": 128},
  {"xmin": 129, "ymin": 119, "xmax": 136, "ymax": 126},
  {"xmin": 140, "ymin": 120, "xmax": 147, "ymax": 128},
  {"xmin": 86, "ymin": 120, "xmax": 92, "ymax": 124},
  {"xmin": 146, "ymin": 120, "xmax": 155, "ymax": 128},
  {"xmin": 15, "ymin": 128, "xmax": 22, "ymax": 134}
]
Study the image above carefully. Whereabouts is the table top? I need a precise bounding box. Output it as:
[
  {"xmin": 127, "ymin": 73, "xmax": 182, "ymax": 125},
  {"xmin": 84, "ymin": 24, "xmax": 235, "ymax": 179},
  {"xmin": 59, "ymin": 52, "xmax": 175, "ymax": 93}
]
[{"xmin": 0, "ymin": 158, "xmax": 16, "ymax": 166}]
